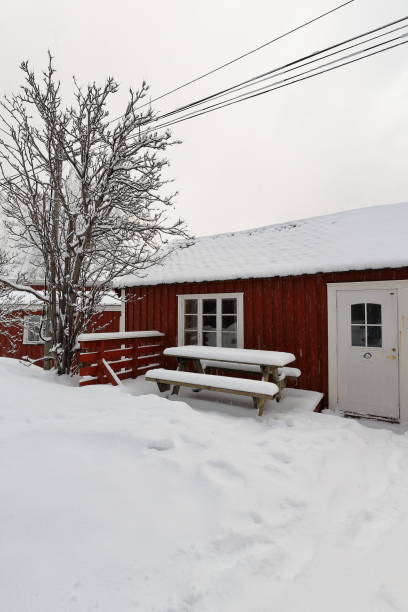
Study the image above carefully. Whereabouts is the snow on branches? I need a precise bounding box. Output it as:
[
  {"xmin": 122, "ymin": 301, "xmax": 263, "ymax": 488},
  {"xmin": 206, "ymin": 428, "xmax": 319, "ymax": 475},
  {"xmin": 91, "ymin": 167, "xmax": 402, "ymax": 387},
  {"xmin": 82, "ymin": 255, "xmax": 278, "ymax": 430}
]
[{"xmin": 0, "ymin": 53, "xmax": 189, "ymax": 373}]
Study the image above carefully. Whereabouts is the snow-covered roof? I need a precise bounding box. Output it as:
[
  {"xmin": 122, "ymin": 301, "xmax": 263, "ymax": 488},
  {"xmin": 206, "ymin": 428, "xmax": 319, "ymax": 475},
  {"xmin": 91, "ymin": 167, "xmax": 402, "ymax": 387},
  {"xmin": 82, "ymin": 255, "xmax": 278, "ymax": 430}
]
[{"xmin": 115, "ymin": 202, "xmax": 408, "ymax": 288}]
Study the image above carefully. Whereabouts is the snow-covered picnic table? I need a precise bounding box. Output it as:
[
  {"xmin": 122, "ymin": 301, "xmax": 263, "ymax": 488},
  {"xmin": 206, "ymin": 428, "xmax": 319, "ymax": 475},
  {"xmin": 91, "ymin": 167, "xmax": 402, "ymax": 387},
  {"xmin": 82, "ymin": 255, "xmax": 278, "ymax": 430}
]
[{"xmin": 160, "ymin": 345, "xmax": 297, "ymax": 410}]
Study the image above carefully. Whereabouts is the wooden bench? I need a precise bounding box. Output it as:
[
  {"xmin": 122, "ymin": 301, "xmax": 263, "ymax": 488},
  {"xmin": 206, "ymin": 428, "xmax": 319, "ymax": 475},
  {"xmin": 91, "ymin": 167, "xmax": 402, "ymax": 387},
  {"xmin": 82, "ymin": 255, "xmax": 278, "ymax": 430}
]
[
  {"xmin": 201, "ymin": 360, "xmax": 301, "ymax": 394},
  {"xmin": 145, "ymin": 368, "xmax": 279, "ymax": 416}
]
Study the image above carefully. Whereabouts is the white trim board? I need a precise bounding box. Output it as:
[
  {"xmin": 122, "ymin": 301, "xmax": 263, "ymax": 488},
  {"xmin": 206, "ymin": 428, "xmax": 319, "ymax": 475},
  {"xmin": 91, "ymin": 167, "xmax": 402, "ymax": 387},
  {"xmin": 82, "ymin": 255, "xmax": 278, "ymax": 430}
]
[{"xmin": 327, "ymin": 279, "xmax": 408, "ymax": 424}]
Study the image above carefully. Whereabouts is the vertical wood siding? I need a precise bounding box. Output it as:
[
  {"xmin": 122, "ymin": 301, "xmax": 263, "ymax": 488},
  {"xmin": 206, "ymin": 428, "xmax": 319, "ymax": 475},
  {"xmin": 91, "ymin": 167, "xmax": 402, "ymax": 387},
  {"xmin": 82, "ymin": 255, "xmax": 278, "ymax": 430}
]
[
  {"xmin": 0, "ymin": 309, "xmax": 121, "ymax": 365},
  {"xmin": 125, "ymin": 267, "xmax": 408, "ymax": 405}
]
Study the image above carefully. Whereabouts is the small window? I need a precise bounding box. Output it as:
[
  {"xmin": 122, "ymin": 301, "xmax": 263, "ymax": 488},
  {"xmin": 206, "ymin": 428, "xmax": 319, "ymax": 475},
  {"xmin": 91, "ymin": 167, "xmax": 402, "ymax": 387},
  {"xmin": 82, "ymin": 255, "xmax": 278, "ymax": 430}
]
[
  {"xmin": 23, "ymin": 315, "xmax": 45, "ymax": 345},
  {"xmin": 351, "ymin": 303, "xmax": 382, "ymax": 348},
  {"xmin": 179, "ymin": 293, "xmax": 243, "ymax": 348}
]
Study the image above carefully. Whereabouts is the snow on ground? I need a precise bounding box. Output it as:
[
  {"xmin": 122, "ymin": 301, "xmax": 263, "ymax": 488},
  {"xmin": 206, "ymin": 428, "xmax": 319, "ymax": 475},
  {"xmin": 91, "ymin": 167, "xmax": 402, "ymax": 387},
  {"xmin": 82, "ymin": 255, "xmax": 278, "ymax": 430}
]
[{"xmin": 1, "ymin": 357, "xmax": 408, "ymax": 611}]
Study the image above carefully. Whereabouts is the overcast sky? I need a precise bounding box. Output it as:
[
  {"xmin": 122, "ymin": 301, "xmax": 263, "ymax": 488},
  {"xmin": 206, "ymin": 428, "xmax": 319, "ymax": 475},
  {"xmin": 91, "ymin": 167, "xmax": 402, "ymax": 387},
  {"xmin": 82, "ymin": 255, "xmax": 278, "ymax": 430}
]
[{"xmin": 2, "ymin": 0, "xmax": 407, "ymax": 235}]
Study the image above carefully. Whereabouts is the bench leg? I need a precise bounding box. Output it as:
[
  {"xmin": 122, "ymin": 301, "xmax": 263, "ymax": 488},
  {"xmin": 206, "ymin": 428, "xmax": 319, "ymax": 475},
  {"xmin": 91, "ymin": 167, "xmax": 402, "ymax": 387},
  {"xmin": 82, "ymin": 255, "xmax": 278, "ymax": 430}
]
[
  {"xmin": 253, "ymin": 397, "xmax": 265, "ymax": 417},
  {"xmin": 171, "ymin": 385, "xmax": 180, "ymax": 396},
  {"xmin": 257, "ymin": 398, "xmax": 266, "ymax": 417},
  {"xmin": 157, "ymin": 382, "xmax": 170, "ymax": 392}
]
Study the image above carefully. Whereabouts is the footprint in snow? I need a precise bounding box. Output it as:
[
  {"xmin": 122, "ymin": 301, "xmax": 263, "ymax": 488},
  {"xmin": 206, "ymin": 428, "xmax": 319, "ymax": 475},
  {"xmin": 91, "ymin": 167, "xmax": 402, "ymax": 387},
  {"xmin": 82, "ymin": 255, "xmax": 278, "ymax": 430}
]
[
  {"xmin": 268, "ymin": 450, "xmax": 293, "ymax": 464},
  {"xmin": 146, "ymin": 438, "xmax": 175, "ymax": 451},
  {"xmin": 202, "ymin": 459, "xmax": 245, "ymax": 485}
]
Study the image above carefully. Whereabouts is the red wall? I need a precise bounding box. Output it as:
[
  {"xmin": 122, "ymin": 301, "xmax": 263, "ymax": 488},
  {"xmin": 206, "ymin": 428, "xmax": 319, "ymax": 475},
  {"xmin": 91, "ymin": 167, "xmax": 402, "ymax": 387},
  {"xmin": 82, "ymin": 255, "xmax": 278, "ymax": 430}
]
[
  {"xmin": 125, "ymin": 267, "xmax": 408, "ymax": 405},
  {"xmin": 0, "ymin": 309, "xmax": 121, "ymax": 364}
]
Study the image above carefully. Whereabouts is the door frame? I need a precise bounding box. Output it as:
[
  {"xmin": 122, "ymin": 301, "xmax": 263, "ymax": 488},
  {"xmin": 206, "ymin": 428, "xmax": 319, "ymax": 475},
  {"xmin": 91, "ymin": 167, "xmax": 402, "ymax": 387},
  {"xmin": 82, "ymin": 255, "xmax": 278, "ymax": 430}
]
[{"xmin": 327, "ymin": 280, "xmax": 408, "ymax": 423}]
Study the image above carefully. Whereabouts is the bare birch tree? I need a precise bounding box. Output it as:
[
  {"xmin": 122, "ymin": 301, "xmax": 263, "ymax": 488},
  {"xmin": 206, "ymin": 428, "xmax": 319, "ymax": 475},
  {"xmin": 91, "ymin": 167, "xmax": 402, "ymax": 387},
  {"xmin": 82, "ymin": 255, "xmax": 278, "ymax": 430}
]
[
  {"xmin": 0, "ymin": 249, "xmax": 27, "ymax": 352},
  {"xmin": 0, "ymin": 54, "xmax": 187, "ymax": 373}
]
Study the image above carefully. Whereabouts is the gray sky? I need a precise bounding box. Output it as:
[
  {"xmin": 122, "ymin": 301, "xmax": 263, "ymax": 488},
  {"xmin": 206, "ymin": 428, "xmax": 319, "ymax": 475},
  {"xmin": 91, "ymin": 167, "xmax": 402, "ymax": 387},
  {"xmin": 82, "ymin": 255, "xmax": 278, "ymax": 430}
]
[{"xmin": 2, "ymin": 0, "xmax": 408, "ymax": 235}]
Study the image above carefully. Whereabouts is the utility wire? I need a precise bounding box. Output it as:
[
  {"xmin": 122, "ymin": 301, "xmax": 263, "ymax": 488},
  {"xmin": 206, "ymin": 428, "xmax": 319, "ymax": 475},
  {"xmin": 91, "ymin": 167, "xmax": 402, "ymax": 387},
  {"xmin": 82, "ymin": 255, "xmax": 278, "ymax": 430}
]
[
  {"xmin": 117, "ymin": 16, "xmax": 407, "ymax": 141},
  {"xmin": 155, "ymin": 16, "xmax": 408, "ymax": 123},
  {"xmin": 107, "ymin": 0, "xmax": 357, "ymax": 124},
  {"xmin": 136, "ymin": 37, "xmax": 408, "ymax": 134},
  {"xmin": 1, "ymin": 14, "xmax": 406, "ymax": 187}
]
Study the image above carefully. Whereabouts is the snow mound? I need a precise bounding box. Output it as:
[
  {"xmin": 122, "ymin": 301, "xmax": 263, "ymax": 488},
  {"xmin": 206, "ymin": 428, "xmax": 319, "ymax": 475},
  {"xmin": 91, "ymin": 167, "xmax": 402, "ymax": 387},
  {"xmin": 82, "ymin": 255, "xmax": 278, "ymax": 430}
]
[{"xmin": 1, "ymin": 357, "xmax": 408, "ymax": 611}]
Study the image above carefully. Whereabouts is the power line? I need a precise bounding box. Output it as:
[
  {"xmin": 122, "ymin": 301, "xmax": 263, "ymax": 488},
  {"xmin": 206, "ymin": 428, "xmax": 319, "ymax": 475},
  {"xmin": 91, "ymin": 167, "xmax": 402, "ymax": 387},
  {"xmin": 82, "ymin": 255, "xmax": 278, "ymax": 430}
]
[
  {"xmin": 107, "ymin": 0, "xmax": 357, "ymax": 124},
  {"xmin": 154, "ymin": 16, "xmax": 408, "ymax": 124},
  {"xmin": 1, "ymin": 14, "xmax": 406, "ymax": 187},
  {"xmin": 118, "ymin": 16, "xmax": 407, "ymax": 141},
  {"xmin": 135, "ymin": 36, "xmax": 408, "ymax": 135}
]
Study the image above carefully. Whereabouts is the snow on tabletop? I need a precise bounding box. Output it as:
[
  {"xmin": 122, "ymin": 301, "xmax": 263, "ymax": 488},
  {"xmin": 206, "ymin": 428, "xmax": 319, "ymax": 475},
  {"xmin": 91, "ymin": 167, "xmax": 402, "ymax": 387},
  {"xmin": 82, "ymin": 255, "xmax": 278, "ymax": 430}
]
[
  {"xmin": 146, "ymin": 368, "xmax": 279, "ymax": 395},
  {"xmin": 4, "ymin": 356, "xmax": 408, "ymax": 611},
  {"xmin": 114, "ymin": 202, "xmax": 408, "ymax": 287},
  {"xmin": 164, "ymin": 345, "xmax": 295, "ymax": 366},
  {"xmin": 77, "ymin": 330, "xmax": 164, "ymax": 342}
]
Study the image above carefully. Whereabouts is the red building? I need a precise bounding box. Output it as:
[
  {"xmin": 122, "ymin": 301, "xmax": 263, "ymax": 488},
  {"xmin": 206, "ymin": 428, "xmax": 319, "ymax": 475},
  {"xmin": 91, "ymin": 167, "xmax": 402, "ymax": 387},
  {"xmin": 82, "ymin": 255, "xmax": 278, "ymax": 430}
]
[
  {"xmin": 0, "ymin": 286, "xmax": 122, "ymax": 365},
  {"xmin": 117, "ymin": 202, "xmax": 408, "ymax": 423}
]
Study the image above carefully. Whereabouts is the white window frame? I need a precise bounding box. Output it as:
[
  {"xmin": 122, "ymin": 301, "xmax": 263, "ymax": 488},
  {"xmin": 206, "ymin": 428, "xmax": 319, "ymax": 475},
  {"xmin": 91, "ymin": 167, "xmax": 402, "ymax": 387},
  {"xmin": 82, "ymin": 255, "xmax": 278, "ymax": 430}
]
[
  {"xmin": 23, "ymin": 314, "xmax": 45, "ymax": 345},
  {"xmin": 177, "ymin": 292, "xmax": 244, "ymax": 348}
]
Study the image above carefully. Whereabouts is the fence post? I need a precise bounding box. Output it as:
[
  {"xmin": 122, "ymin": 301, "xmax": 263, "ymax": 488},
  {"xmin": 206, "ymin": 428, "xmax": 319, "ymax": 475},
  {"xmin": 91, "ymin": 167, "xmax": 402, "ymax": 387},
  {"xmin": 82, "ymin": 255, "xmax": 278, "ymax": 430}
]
[
  {"xmin": 132, "ymin": 338, "xmax": 139, "ymax": 378},
  {"xmin": 97, "ymin": 340, "xmax": 105, "ymax": 384}
]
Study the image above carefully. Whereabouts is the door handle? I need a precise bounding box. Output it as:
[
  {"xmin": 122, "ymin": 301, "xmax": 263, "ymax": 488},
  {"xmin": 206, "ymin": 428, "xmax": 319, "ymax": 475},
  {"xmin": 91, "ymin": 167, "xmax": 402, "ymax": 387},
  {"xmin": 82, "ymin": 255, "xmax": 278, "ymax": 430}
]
[{"xmin": 386, "ymin": 355, "xmax": 397, "ymax": 360}]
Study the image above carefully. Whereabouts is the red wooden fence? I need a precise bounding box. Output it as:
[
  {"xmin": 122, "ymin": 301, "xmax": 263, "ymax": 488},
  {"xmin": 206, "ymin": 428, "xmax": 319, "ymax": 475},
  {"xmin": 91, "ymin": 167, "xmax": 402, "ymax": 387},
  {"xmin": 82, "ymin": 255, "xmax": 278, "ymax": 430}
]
[{"xmin": 78, "ymin": 331, "xmax": 164, "ymax": 387}]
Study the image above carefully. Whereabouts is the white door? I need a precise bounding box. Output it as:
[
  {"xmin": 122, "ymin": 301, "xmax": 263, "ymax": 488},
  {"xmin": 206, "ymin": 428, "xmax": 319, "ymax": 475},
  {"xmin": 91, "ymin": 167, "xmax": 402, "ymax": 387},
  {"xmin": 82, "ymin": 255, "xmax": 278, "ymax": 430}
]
[{"xmin": 337, "ymin": 289, "xmax": 399, "ymax": 420}]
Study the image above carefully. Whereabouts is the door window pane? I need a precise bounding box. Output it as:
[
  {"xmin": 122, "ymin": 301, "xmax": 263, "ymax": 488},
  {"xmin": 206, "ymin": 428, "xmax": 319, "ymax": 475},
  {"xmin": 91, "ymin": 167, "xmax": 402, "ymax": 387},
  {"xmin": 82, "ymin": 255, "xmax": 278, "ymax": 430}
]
[
  {"xmin": 352, "ymin": 325, "xmax": 366, "ymax": 347},
  {"xmin": 184, "ymin": 331, "xmax": 198, "ymax": 345},
  {"xmin": 222, "ymin": 299, "xmax": 237, "ymax": 315},
  {"xmin": 367, "ymin": 326, "xmax": 382, "ymax": 347},
  {"xmin": 203, "ymin": 299, "xmax": 216, "ymax": 314},
  {"xmin": 367, "ymin": 303, "xmax": 381, "ymax": 325},
  {"xmin": 185, "ymin": 299, "xmax": 197, "ymax": 314},
  {"xmin": 351, "ymin": 303, "xmax": 365, "ymax": 324},
  {"xmin": 203, "ymin": 332, "xmax": 217, "ymax": 346}
]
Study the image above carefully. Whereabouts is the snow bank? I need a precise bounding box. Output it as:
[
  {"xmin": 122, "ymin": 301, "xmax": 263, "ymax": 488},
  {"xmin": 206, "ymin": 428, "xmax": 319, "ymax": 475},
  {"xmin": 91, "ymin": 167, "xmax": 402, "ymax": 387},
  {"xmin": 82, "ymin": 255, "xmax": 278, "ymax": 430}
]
[
  {"xmin": 115, "ymin": 201, "xmax": 408, "ymax": 287},
  {"xmin": 1, "ymin": 357, "xmax": 408, "ymax": 611}
]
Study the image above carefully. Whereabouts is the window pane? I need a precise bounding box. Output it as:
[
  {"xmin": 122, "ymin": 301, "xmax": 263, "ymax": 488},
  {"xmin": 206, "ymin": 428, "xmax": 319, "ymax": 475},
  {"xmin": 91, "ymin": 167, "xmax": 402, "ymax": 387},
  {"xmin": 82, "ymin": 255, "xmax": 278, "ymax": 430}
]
[
  {"xmin": 351, "ymin": 325, "xmax": 366, "ymax": 346},
  {"xmin": 27, "ymin": 316, "xmax": 42, "ymax": 343},
  {"xmin": 203, "ymin": 299, "xmax": 216, "ymax": 314},
  {"xmin": 203, "ymin": 331, "xmax": 217, "ymax": 346},
  {"xmin": 222, "ymin": 315, "xmax": 237, "ymax": 331},
  {"xmin": 351, "ymin": 304, "xmax": 365, "ymax": 324},
  {"xmin": 367, "ymin": 326, "xmax": 382, "ymax": 347},
  {"xmin": 222, "ymin": 299, "xmax": 237, "ymax": 315},
  {"xmin": 203, "ymin": 315, "xmax": 216, "ymax": 330},
  {"xmin": 185, "ymin": 299, "xmax": 197, "ymax": 314},
  {"xmin": 222, "ymin": 332, "xmax": 237, "ymax": 348},
  {"xmin": 184, "ymin": 315, "xmax": 197, "ymax": 330},
  {"xmin": 367, "ymin": 303, "xmax": 381, "ymax": 325},
  {"xmin": 184, "ymin": 331, "xmax": 198, "ymax": 345}
]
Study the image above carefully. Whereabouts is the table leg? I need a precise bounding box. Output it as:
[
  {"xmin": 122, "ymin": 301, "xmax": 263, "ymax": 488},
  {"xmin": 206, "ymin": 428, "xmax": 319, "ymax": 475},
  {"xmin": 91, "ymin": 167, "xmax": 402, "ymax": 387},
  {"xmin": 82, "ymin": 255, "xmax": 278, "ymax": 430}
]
[
  {"xmin": 191, "ymin": 358, "xmax": 204, "ymax": 392},
  {"xmin": 172, "ymin": 357, "xmax": 203, "ymax": 395},
  {"xmin": 270, "ymin": 366, "xmax": 281, "ymax": 402},
  {"xmin": 172, "ymin": 357, "xmax": 188, "ymax": 395}
]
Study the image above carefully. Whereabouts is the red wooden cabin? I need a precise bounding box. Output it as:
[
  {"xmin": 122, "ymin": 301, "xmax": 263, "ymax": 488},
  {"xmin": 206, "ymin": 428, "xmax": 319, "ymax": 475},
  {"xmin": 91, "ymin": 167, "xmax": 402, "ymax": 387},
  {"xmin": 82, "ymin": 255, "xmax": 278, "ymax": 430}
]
[
  {"xmin": 116, "ymin": 202, "xmax": 408, "ymax": 423},
  {"xmin": 0, "ymin": 284, "xmax": 122, "ymax": 365}
]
